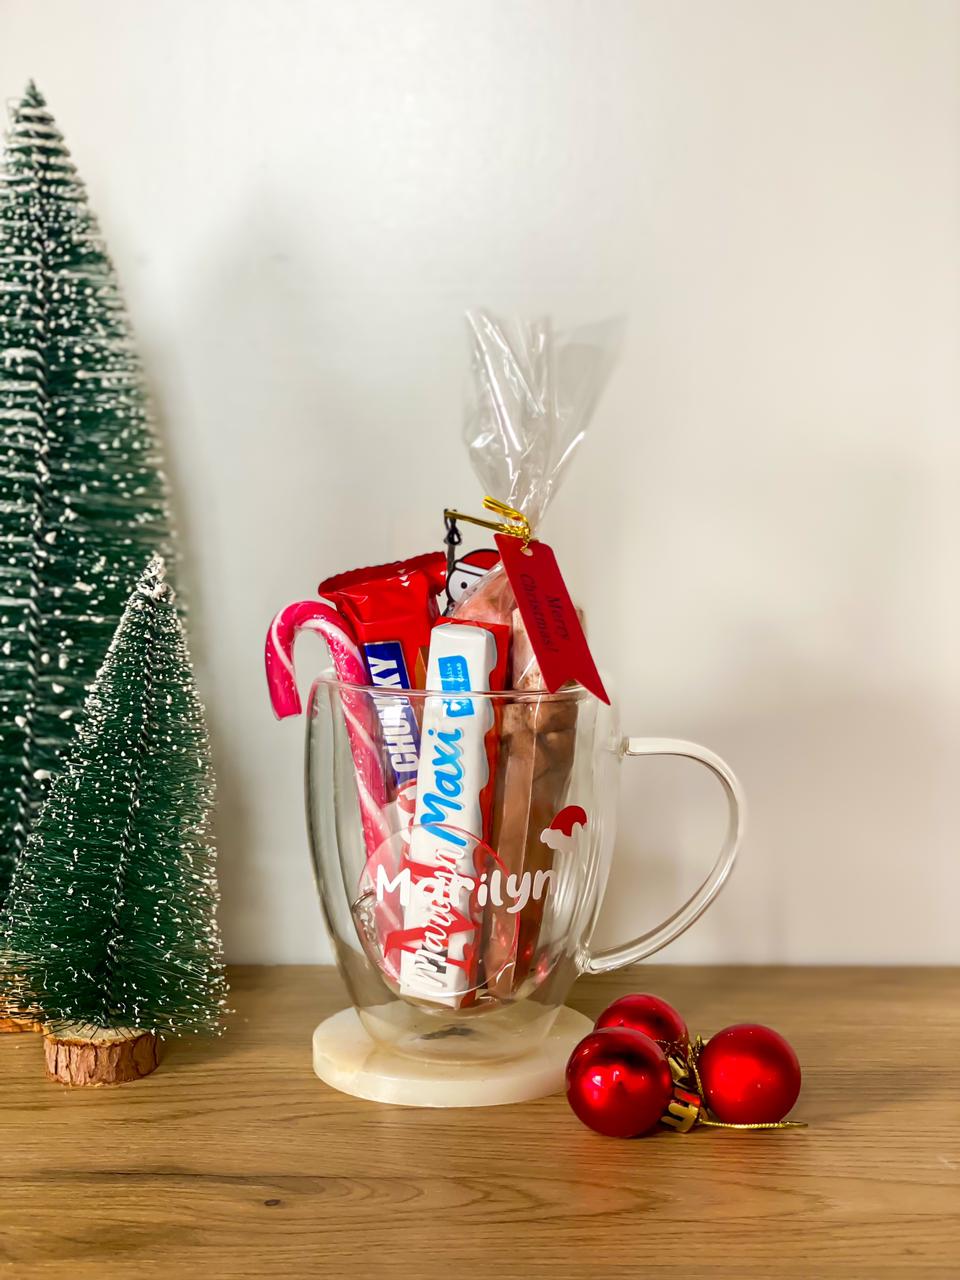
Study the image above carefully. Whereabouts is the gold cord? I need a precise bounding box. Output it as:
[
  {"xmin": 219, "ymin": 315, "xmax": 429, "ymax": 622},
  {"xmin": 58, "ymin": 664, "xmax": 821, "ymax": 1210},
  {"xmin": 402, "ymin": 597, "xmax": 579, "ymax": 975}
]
[{"xmin": 697, "ymin": 1119, "xmax": 808, "ymax": 1130}]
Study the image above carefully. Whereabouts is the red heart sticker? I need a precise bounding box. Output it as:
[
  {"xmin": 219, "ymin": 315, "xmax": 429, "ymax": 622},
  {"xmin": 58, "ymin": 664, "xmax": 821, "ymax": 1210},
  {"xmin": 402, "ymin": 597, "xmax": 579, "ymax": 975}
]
[{"xmin": 495, "ymin": 534, "xmax": 609, "ymax": 703}]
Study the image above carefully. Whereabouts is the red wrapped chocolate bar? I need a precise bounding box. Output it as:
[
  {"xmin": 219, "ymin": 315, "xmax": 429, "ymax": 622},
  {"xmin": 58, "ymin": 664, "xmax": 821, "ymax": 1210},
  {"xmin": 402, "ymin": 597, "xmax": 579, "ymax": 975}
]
[
  {"xmin": 319, "ymin": 552, "xmax": 447, "ymax": 692},
  {"xmin": 319, "ymin": 551, "xmax": 447, "ymax": 814}
]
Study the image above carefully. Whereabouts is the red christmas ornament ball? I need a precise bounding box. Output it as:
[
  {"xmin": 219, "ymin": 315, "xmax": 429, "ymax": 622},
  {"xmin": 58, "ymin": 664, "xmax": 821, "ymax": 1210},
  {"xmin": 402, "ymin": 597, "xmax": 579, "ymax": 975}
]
[
  {"xmin": 595, "ymin": 993, "xmax": 688, "ymax": 1051},
  {"xmin": 566, "ymin": 1028, "xmax": 674, "ymax": 1138},
  {"xmin": 698, "ymin": 1023, "xmax": 802, "ymax": 1124}
]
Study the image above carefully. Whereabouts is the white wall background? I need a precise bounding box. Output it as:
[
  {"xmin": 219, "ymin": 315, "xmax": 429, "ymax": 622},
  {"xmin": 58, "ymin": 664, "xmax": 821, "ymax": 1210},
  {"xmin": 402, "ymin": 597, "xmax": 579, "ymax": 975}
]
[{"xmin": 2, "ymin": 0, "xmax": 957, "ymax": 964}]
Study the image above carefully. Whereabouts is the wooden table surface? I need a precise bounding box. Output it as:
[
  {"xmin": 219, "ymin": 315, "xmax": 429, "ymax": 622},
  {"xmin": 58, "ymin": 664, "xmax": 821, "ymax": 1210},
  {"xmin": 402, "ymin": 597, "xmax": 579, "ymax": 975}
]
[{"xmin": 1, "ymin": 966, "xmax": 958, "ymax": 1279}]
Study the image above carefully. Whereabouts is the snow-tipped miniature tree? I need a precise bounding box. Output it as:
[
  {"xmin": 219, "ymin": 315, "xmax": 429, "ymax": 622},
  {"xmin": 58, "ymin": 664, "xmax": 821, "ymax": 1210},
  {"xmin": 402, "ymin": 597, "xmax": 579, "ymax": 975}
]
[
  {"xmin": 1, "ymin": 558, "xmax": 225, "ymax": 1083},
  {"xmin": 0, "ymin": 83, "xmax": 174, "ymax": 912}
]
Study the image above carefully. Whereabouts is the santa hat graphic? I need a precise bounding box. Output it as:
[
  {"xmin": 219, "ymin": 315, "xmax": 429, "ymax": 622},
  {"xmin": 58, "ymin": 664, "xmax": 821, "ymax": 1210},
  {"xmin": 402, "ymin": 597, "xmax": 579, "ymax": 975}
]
[
  {"xmin": 540, "ymin": 804, "xmax": 589, "ymax": 852},
  {"xmin": 447, "ymin": 548, "xmax": 500, "ymax": 604}
]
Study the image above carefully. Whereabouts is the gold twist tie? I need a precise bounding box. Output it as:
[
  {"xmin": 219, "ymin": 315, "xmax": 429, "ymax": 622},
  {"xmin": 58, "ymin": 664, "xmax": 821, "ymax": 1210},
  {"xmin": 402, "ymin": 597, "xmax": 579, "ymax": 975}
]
[{"xmin": 443, "ymin": 497, "xmax": 532, "ymax": 547}]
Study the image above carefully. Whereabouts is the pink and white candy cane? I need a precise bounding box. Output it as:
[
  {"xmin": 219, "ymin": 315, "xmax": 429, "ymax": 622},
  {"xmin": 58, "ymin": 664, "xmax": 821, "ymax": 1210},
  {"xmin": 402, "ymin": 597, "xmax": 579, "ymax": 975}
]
[{"xmin": 265, "ymin": 600, "xmax": 391, "ymax": 857}]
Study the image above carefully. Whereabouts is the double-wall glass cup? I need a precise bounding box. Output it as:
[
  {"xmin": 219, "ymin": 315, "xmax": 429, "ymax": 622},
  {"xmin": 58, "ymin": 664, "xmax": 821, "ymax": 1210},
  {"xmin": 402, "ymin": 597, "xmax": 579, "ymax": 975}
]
[{"xmin": 306, "ymin": 674, "xmax": 744, "ymax": 1066}]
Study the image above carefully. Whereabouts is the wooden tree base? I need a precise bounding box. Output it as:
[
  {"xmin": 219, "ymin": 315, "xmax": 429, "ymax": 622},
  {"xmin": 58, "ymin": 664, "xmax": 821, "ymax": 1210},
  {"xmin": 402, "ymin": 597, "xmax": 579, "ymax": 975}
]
[
  {"xmin": 44, "ymin": 1026, "xmax": 160, "ymax": 1086},
  {"xmin": 0, "ymin": 1014, "xmax": 44, "ymax": 1034}
]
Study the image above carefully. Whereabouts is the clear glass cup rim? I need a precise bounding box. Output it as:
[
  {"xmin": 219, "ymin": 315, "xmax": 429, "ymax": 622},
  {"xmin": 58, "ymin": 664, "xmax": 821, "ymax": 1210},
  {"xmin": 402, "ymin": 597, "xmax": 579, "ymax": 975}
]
[{"xmin": 311, "ymin": 672, "xmax": 591, "ymax": 704}]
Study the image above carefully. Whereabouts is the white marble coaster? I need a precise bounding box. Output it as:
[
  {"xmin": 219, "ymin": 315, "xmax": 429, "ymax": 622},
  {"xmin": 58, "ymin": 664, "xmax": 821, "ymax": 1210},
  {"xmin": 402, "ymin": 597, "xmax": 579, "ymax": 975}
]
[{"xmin": 312, "ymin": 1006, "xmax": 592, "ymax": 1108}]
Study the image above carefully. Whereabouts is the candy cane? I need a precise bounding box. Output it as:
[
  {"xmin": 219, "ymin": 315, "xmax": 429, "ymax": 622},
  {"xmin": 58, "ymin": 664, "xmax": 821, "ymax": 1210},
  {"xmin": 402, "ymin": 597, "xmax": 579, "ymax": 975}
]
[
  {"xmin": 265, "ymin": 600, "xmax": 392, "ymax": 857},
  {"xmin": 266, "ymin": 599, "xmax": 363, "ymax": 718}
]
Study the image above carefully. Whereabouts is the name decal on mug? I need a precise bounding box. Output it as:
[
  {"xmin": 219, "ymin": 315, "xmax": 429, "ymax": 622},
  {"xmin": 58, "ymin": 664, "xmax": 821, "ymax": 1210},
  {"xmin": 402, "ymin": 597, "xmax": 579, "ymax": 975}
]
[
  {"xmin": 378, "ymin": 804, "xmax": 590, "ymax": 928},
  {"xmin": 377, "ymin": 862, "xmax": 554, "ymax": 917}
]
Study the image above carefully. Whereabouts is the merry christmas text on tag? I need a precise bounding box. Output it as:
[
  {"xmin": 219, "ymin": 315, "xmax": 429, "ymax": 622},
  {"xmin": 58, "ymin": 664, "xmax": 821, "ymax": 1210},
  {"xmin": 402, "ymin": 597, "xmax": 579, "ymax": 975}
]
[{"xmin": 494, "ymin": 534, "xmax": 609, "ymax": 703}]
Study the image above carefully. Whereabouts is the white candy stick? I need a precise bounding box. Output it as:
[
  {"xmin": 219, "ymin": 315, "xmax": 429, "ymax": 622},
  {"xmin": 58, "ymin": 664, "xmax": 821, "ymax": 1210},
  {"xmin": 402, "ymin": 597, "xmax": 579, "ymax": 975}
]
[{"xmin": 398, "ymin": 623, "xmax": 495, "ymax": 1005}]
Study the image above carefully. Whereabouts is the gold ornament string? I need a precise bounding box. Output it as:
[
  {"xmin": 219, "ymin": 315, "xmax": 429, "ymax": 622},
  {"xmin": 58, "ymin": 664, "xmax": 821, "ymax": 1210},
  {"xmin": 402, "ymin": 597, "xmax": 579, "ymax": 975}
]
[
  {"xmin": 687, "ymin": 1034, "xmax": 706, "ymax": 1094},
  {"xmin": 697, "ymin": 1118, "xmax": 808, "ymax": 1130}
]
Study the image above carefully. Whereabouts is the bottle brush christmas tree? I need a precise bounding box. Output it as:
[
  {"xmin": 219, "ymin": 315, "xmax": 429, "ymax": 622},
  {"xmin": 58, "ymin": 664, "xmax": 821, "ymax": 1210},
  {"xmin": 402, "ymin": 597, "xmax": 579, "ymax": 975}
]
[
  {"xmin": 0, "ymin": 83, "xmax": 174, "ymax": 937},
  {"xmin": 0, "ymin": 557, "xmax": 226, "ymax": 1085}
]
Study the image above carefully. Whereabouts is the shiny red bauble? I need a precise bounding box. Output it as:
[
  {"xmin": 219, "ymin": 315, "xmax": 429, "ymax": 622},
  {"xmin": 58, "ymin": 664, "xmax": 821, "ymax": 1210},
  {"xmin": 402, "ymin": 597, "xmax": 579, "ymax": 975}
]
[
  {"xmin": 566, "ymin": 1028, "xmax": 674, "ymax": 1138},
  {"xmin": 595, "ymin": 993, "xmax": 688, "ymax": 1052},
  {"xmin": 698, "ymin": 1023, "xmax": 801, "ymax": 1124}
]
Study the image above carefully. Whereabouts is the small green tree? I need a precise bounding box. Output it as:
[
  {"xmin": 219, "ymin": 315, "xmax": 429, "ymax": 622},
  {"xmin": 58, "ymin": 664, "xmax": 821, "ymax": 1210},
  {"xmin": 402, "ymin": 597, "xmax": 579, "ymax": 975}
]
[
  {"xmin": 1, "ymin": 557, "xmax": 225, "ymax": 1037},
  {"xmin": 0, "ymin": 83, "xmax": 174, "ymax": 906}
]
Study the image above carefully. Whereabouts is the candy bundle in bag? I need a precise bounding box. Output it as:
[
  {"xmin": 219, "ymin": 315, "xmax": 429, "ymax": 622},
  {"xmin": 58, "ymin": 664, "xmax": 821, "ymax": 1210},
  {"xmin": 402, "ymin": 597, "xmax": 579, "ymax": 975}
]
[{"xmin": 265, "ymin": 311, "xmax": 617, "ymax": 1008}]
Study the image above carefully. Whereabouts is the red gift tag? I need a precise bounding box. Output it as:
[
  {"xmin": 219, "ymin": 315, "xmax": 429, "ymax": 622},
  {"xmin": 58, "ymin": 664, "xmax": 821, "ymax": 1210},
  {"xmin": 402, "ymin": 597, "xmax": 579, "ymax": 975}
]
[{"xmin": 494, "ymin": 533, "xmax": 609, "ymax": 703}]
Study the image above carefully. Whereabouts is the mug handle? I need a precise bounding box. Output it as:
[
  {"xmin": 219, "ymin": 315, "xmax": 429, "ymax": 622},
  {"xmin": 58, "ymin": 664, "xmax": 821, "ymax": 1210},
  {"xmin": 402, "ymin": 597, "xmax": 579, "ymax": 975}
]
[{"xmin": 583, "ymin": 738, "xmax": 745, "ymax": 974}]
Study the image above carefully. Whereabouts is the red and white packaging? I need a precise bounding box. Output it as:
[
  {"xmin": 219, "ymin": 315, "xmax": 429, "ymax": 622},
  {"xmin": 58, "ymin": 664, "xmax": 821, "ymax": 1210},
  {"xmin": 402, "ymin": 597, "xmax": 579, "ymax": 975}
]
[
  {"xmin": 396, "ymin": 622, "xmax": 498, "ymax": 1005},
  {"xmin": 318, "ymin": 552, "xmax": 446, "ymax": 693}
]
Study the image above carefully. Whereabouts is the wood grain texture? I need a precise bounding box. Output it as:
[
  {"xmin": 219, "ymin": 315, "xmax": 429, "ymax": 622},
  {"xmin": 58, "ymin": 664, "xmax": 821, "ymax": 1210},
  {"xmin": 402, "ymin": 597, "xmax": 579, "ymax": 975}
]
[
  {"xmin": 0, "ymin": 1013, "xmax": 42, "ymax": 1034},
  {"xmin": 0, "ymin": 966, "xmax": 957, "ymax": 1279}
]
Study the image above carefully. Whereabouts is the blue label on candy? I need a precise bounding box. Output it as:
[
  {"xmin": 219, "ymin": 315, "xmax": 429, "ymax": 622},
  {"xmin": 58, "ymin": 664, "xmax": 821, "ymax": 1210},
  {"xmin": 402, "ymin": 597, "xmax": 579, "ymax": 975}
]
[
  {"xmin": 365, "ymin": 641, "xmax": 421, "ymax": 783},
  {"xmin": 437, "ymin": 653, "xmax": 474, "ymax": 718},
  {"xmin": 366, "ymin": 641, "xmax": 412, "ymax": 691}
]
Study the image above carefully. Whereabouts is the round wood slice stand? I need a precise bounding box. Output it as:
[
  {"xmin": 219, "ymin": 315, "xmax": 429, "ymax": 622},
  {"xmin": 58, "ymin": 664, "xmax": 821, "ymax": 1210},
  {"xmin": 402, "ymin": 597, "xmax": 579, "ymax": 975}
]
[{"xmin": 44, "ymin": 1026, "xmax": 160, "ymax": 1086}]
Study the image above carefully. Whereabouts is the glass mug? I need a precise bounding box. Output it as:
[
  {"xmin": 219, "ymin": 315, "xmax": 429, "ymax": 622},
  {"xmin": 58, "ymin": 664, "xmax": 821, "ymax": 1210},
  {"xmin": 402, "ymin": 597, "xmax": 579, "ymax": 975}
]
[{"xmin": 306, "ymin": 673, "xmax": 744, "ymax": 1064}]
